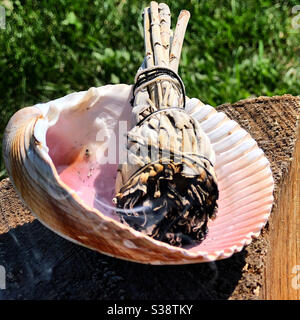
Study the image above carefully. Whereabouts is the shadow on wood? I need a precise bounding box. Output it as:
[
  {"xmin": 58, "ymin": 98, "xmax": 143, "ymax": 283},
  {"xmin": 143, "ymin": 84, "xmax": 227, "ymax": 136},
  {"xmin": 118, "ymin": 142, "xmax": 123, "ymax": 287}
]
[{"xmin": 0, "ymin": 219, "xmax": 246, "ymax": 300}]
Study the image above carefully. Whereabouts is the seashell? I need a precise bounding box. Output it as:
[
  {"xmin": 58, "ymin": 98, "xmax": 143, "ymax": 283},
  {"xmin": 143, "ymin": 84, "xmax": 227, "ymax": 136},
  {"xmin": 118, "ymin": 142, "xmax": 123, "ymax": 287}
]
[
  {"xmin": 2, "ymin": 2, "xmax": 274, "ymax": 264},
  {"xmin": 3, "ymin": 85, "xmax": 274, "ymax": 264}
]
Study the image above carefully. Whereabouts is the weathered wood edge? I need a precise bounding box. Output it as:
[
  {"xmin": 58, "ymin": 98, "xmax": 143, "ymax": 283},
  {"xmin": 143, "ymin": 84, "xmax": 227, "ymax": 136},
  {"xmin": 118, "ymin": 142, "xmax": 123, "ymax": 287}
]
[{"xmin": 217, "ymin": 94, "xmax": 300, "ymax": 300}]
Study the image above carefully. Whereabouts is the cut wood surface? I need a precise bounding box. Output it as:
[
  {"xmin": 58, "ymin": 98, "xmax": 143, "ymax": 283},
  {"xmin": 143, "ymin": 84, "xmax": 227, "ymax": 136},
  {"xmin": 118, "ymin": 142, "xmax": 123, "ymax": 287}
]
[{"xmin": 0, "ymin": 94, "xmax": 299, "ymax": 300}]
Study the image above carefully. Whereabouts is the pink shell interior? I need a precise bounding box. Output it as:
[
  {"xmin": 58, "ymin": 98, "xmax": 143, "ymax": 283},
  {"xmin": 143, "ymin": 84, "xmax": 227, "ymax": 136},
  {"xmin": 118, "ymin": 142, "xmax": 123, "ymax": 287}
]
[
  {"xmin": 46, "ymin": 87, "xmax": 274, "ymax": 256},
  {"xmin": 46, "ymin": 90, "xmax": 130, "ymax": 222}
]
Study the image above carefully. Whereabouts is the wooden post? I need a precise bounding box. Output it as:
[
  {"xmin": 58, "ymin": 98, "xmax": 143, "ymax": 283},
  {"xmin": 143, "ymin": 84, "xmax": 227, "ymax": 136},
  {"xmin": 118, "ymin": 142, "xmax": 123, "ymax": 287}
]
[
  {"xmin": 0, "ymin": 95, "xmax": 299, "ymax": 299},
  {"xmin": 263, "ymin": 124, "xmax": 300, "ymax": 299},
  {"xmin": 217, "ymin": 94, "xmax": 300, "ymax": 300}
]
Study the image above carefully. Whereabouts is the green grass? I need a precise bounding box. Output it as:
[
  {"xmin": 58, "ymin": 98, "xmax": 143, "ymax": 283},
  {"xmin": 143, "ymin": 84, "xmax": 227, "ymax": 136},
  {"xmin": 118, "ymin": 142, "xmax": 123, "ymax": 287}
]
[{"xmin": 0, "ymin": 0, "xmax": 299, "ymax": 178}]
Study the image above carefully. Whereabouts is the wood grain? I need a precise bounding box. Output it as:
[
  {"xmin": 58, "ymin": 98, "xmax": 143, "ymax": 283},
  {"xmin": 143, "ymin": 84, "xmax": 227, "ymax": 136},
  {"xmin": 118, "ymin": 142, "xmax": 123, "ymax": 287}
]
[
  {"xmin": 217, "ymin": 94, "xmax": 300, "ymax": 299},
  {"xmin": 263, "ymin": 124, "xmax": 300, "ymax": 299}
]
